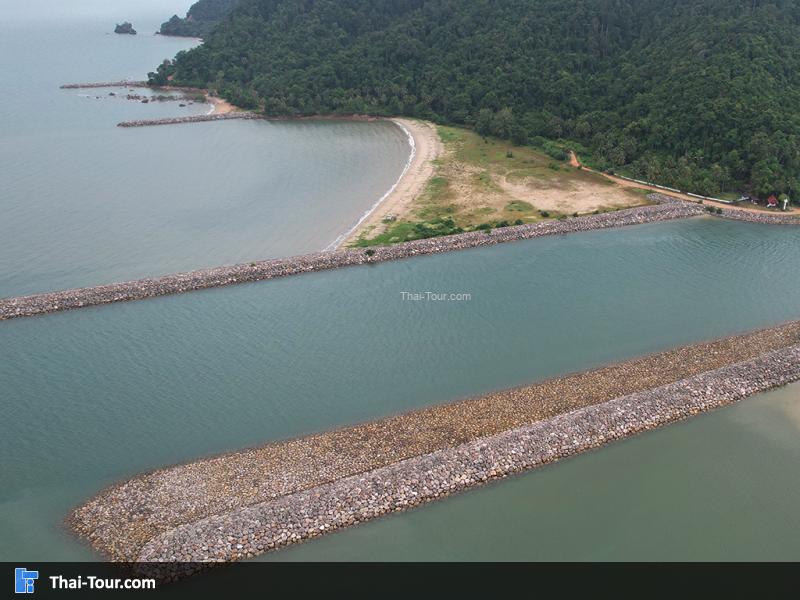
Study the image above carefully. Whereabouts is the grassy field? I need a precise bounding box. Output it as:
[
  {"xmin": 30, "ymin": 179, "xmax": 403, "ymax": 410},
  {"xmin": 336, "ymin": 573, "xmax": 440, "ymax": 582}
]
[{"xmin": 353, "ymin": 125, "xmax": 651, "ymax": 247}]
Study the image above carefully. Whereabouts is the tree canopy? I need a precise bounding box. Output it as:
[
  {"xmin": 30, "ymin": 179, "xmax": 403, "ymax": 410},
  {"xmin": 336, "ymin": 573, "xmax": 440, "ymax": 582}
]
[
  {"xmin": 153, "ymin": 0, "xmax": 800, "ymax": 199},
  {"xmin": 159, "ymin": 0, "xmax": 240, "ymax": 37}
]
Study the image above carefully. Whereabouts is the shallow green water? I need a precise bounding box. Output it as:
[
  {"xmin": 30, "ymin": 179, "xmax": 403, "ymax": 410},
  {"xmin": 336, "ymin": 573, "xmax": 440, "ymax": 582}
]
[
  {"xmin": 0, "ymin": 2, "xmax": 410, "ymax": 296},
  {"xmin": 2, "ymin": 217, "xmax": 800, "ymax": 561},
  {"xmin": 264, "ymin": 382, "xmax": 800, "ymax": 562}
]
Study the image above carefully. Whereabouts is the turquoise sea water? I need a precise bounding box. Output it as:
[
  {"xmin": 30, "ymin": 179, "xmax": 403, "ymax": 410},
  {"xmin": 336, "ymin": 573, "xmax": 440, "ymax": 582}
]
[
  {"xmin": 0, "ymin": 1, "xmax": 410, "ymax": 296},
  {"xmin": 2, "ymin": 217, "xmax": 800, "ymax": 561}
]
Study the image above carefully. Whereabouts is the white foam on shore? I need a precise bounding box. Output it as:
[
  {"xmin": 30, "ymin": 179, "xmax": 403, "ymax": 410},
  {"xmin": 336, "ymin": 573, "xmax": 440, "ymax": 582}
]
[{"xmin": 324, "ymin": 119, "xmax": 417, "ymax": 251}]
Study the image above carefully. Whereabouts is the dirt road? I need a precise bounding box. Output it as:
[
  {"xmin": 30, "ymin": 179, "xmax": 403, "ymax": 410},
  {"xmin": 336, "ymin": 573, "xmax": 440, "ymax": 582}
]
[{"xmin": 569, "ymin": 152, "xmax": 800, "ymax": 216}]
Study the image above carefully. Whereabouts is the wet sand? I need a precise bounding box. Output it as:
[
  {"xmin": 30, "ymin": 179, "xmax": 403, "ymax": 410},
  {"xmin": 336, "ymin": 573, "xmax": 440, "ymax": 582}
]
[
  {"xmin": 208, "ymin": 96, "xmax": 237, "ymax": 115},
  {"xmin": 338, "ymin": 118, "xmax": 443, "ymax": 246}
]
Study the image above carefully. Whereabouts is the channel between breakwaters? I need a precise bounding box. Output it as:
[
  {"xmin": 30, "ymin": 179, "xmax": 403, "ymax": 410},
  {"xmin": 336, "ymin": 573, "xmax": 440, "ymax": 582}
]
[
  {"xmin": 68, "ymin": 320, "xmax": 800, "ymax": 571},
  {"xmin": 0, "ymin": 194, "xmax": 701, "ymax": 320}
]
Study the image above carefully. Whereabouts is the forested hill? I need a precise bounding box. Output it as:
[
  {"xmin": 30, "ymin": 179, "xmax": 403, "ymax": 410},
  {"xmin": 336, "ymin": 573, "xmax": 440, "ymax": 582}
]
[
  {"xmin": 153, "ymin": 0, "xmax": 800, "ymax": 199},
  {"xmin": 159, "ymin": 0, "xmax": 239, "ymax": 37}
]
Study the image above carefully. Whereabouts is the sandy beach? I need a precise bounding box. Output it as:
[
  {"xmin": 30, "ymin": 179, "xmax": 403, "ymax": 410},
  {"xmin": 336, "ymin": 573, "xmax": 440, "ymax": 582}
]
[
  {"xmin": 208, "ymin": 96, "xmax": 237, "ymax": 115},
  {"xmin": 338, "ymin": 118, "xmax": 443, "ymax": 246}
]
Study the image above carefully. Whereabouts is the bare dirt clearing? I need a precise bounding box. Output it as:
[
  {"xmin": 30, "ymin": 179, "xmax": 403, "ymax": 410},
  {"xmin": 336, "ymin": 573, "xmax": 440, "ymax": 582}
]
[
  {"xmin": 352, "ymin": 126, "xmax": 650, "ymax": 246},
  {"xmin": 570, "ymin": 151, "xmax": 800, "ymax": 216},
  {"xmin": 500, "ymin": 171, "xmax": 649, "ymax": 214}
]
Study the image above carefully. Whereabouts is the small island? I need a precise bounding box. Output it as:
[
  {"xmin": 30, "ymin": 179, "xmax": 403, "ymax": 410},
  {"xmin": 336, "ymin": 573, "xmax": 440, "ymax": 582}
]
[{"xmin": 114, "ymin": 22, "xmax": 137, "ymax": 35}]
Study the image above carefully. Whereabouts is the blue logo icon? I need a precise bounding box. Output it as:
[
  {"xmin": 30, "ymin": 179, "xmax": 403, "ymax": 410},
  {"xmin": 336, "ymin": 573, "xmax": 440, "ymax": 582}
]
[{"xmin": 15, "ymin": 568, "xmax": 38, "ymax": 594}]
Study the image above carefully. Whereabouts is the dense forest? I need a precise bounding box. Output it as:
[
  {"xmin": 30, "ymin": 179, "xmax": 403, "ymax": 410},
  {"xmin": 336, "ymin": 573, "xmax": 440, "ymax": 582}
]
[
  {"xmin": 151, "ymin": 0, "xmax": 800, "ymax": 200},
  {"xmin": 159, "ymin": 0, "xmax": 239, "ymax": 37}
]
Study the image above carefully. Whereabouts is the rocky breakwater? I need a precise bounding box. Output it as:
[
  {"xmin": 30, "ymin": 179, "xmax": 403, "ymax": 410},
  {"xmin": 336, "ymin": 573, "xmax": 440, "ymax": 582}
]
[
  {"xmin": 139, "ymin": 346, "xmax": 800, "ymax": 578},
  {"xmin": 642, "ymin": 193, "xmax": 800, "ymax": 226},
  {"xmin": 716, "ymin": 206, "xmax": 800, "ymax": 226},
  {"xmin": 67, "ymin": 321, "xmax": 800, "ymax": 571},
  {"xmin": 60, "ymin": 81, "xmax": 149, "ymax": 89},
  {"xmin": 0, "ymin": 195, "xmax": 702, "ymax": 321},
  {"xmin": 137, "ymin": 343, "xmax": 800, "ymax": 575},
  {"xmin": 117, "ymin": 113, "xmax": 265, "ymax": 128}
]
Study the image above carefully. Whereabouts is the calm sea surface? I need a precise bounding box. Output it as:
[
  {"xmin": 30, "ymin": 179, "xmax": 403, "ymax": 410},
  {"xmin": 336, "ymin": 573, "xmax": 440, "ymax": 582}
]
[
  {"xmin": 0, "ymin": 1, "xmax": 410, "ymax": 296},
  {"xmin": 261, "ymin": 382, "xmax": 800, "ymax": 562},
  {"xmin": 2, "ymin": 217, "xmax": 800, "ymax": 561},
  {"xmin": 2, "ymin": 0, "xmax": 800, "ymax": 567}
]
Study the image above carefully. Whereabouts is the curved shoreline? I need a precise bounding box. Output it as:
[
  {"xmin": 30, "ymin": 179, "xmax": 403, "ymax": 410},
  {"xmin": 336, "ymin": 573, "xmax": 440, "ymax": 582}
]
[
  {"xmin": 67, "ymin": 320, "xmax": 800, "ymax": 570},
  {"xmin": 324, "ymin": 118, "xmax": 418, "ymax": 250},
  {"xmin": 332, "ymin": 118, "xmax": 443, "ymax": 249},
  {"xmin": 0, "ymin": 195, "xmax": 702, "ymax": 321}
]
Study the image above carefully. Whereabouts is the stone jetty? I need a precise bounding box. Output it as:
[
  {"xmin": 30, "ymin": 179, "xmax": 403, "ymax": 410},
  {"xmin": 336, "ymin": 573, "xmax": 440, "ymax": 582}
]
[
  {"xmin": 60, "ymin": 81, "xmax": 150, "ymax": 89},
  {"xmin": 117, "ymin": 113, "xmax": 266, "ymax": 128},
  {"xmin": 68, "ymin": 321, "xmax": 800, "ymax": 574},
  {"xmin": 140, "ymin": 345, "xmax": 800, "ymax": 577},
  {"xmin": 0, "ymin": 195, "xmax": 702, "ymax": 321},
  {"xmin": 716, "ymin": 205, "xmax": 800, "ymax": 225}
]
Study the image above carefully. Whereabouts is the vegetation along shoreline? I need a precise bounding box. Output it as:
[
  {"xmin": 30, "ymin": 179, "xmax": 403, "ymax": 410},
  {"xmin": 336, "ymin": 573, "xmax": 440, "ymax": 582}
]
[{"xmin": 156, "ymin": 0, "xmax": 800, "ymax": 208}]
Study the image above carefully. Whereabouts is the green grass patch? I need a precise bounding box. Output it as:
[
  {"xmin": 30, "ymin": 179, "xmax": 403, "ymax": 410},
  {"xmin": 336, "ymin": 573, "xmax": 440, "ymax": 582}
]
[
  {"xmin": 354, "ymin": 218, "xmax": 464, "ymax": 246},
  {"xmin": 715, "ymin": 191, "xmax": 742, "ymax": 201},
  {"xmin": 354, "ymin": 215, "xmax": 531, "ymax": 247},
  {"xmin": 357, "ymin": 124, "xmax": 647, "ymax": 247},
  {"xmin": 506, "ymin": 200, "xmax": 534, "ymax": 212},
  {"xmin": 437, "ymin": 127, "xmax": 466, "ymax": 145}
]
